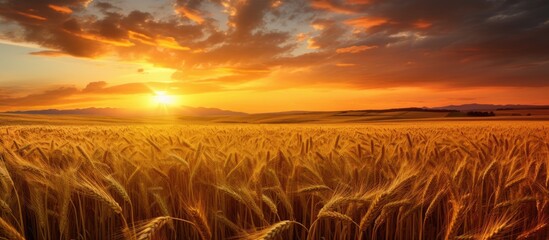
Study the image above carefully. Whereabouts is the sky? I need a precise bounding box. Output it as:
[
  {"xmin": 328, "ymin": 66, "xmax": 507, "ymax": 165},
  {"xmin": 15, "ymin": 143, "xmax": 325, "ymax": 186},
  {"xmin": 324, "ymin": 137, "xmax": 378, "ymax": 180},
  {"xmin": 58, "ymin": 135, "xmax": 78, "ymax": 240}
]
[{"xmin": 0, "ymin": 0, "xmax": 548, "ymax": 113}]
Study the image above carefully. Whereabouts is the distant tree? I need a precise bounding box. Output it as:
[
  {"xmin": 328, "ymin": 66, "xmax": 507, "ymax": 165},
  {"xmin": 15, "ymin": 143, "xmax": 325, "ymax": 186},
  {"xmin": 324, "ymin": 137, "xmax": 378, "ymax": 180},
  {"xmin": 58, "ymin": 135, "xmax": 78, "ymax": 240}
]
[{"xmin": 466, "ymin": 111, "xmax": 495, "ymax": 117}]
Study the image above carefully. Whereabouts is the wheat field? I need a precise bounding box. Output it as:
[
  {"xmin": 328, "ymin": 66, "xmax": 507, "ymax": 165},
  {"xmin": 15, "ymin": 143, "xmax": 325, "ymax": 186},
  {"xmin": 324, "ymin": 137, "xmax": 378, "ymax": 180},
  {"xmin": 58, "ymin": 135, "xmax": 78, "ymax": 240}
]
[{"xmin": 0, "ymin": 122, "xmax": 547, "ymax": 239}]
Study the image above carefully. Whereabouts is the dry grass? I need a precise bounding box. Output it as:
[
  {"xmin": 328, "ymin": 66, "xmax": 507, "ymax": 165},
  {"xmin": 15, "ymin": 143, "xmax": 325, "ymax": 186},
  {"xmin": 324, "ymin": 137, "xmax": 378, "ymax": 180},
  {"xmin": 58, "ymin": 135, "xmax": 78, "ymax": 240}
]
[{"xmin": 0, "ymin": 122, "xmax": 547, "ymax": 239}]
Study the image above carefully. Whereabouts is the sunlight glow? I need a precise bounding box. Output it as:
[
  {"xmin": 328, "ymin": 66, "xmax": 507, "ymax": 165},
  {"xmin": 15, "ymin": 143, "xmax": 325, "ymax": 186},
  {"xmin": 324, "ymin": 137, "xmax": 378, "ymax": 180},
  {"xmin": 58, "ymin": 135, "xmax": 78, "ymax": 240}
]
[{"xmin": 153, "ymin": 91, "xmax": 174, "ymax": 105}]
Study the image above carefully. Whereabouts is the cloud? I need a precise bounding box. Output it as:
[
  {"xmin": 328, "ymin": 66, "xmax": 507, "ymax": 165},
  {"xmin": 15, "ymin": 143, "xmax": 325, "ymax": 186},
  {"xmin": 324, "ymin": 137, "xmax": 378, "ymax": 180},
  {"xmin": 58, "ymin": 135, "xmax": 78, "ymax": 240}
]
[
  {"xmin": 336, "ymin": 45, "xmax": 377, "ymax": 53},
  {"xmin": 344, "ymin": 17, "xmax": 388, "ymax": 29},
  {"xmin": 335, "ymin": 63, "xmax": 356, "ymax": 67},
  {"xmin": 172, "ymin": 65, "xmax": 272, "ymax": 85},
  {"xmin": 13, "ymin": 10, "xmax": 47, "ymax": 21},
  {"xmin": 0, "ymin": 0, "xmax": 205, "ymax": 58},
  {"xmin": 308, "ymin": 19, "xmax": 347, "ymax": 49},
  {"xmin": 29, "ymin": 50, "xmax": 67, "ymax": 57},
  {"xmin": 0, "ymin": 80, "xmax": 227, "ymax": 108},
  {"xmin": 310, "ymin": 0, "xmax": 357, "ymax": 14},
  {"xmin": 0, "ymin": 0, "xmax": 547, "ymax": 101},
  {"xmin": 412, "ymin": 20, "xmax": 431, "ymax": 29},
  {"xmin": 94, "ymin": 1, "xmax": 120, "ymax": 12},
  {"xmin": 48, "ymin": 4, "xmax": 73, "ymax": 14},
  {"xmin": 175, "ymin": 6, "xmax": 205, "ymax": 24},
  {"xmin": 0, "ymin": 87, "xmax": 79, "ymax": 107},
  {"xmin": 155, "ymin": 36, "xmax": 190, "ymax": 51},
  {"xmin": 228, "ymin": 0, "xmax": 278, "ymax": 39},
  {"xmin": 83, "ymin": 82, "xmax": 152, "ymax": 95}
]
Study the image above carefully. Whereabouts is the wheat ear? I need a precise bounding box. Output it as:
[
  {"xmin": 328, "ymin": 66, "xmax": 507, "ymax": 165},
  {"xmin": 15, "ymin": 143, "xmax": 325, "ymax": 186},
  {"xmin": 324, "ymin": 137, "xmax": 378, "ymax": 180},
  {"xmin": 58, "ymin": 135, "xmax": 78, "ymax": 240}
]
[{"xmin": 0, "ymin": 217, "xmax": 25, "ymax": 240}]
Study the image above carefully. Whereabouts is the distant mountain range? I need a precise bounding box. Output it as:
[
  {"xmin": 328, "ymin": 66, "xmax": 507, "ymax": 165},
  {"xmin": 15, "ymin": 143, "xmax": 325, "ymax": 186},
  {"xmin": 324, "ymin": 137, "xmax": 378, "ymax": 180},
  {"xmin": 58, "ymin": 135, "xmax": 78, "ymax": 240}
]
[
  {"xmin": 5, "ymin": 106, "xmax": 247, "ymax": 117},
  {"xmin": 432, "ymin": 104, "xmax": 549, "ymax": 111},
  {"xmin": 3, "ymin": 104, "xmax": 548, "ymax": 117}
]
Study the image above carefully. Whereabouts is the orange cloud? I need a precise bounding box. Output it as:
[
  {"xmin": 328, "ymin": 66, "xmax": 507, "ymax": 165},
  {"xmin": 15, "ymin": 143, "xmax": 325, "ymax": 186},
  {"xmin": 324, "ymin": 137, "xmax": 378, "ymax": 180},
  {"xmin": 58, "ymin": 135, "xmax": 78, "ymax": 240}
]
[
  {"xmin": 336, "ymin": 63, "xmax": 356, "ymax": 67},
  {"xmin": 128, "ymin": 31, "xmax": 190, "ymax": 50},
  {"xmin": 413, "ymin": 20, "xmax": 432, "ymax": 29},
  {"xmin": 0, "ymin": 0, "xmax": 547, "ymax": 112},
  {"xmin": 175, "ymin": 6, "xmax": 205, "ymax": 24},
  {"xmin": 312, "ymin": 23, "xmax": 326, "ymax": 30},
  {"xmin": 345, "ymin": 17, "xmax": 388, "ymax": 29},
  {"xmin": 128, "ymin": 31, "xmax": 156, "ymax": 45},
  {"xmin": 310, "ymin": 0, "xmax": 356, "ymax": 14},
  {"xmin": 307, "ymin": 38, "xmax": 320, "ymax": 49},
  {"xmin": 346, "ymin": 0, "xmax": 371, "ymax": 4},
  {"xmin": 15, "ymin": 10, "xmax": 47, "ymax": 21},
  {"xmin": 0, "ymin": 87, "xmax": 79, "ymax": 107},
  {"xmin": 296, "ymin": 33, "xmax": 308, "ymax": 42},
  {"xmin": 155, "ymin": 36, "xmax": 190, "ymax": 51},
  {"xmin": 29, "ymin": 50, "xmax": 67, "ymax": 57},
  {"xmin": 48, "ymin": 4, "xmax": 73, "ymax": 14},
  {"xmin": 222, "ymin": 67, "xmax": 270, "ymax": 74},
  {"xmin": 84, "ymin": 81, "xmax": 152, "ymax": 95},
  {"xmin": 70, "ymin": 31, "xmax": 135, "ymax": 47},
  {"xmin": 272, "ymin": 0, "xmax": 283, "ymax": 8},
  {"xmin": 336, "ymin": 45, "xmax": 377, "ymax": 53}
]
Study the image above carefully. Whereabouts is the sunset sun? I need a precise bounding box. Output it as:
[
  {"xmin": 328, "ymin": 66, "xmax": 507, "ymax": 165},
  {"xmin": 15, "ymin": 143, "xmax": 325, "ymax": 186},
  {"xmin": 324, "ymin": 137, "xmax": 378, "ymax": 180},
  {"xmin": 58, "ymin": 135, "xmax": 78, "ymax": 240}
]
[{"xmin": 153, "ymin": 91, "xmax": 174, "ymax": 105}]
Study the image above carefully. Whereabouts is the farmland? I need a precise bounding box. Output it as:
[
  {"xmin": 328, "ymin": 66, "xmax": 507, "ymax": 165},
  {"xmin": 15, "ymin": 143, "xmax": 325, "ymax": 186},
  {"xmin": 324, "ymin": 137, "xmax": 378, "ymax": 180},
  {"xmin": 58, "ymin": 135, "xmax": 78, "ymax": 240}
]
[{"xmin": 0, "ymin": 119, "xmax": 548, "ymax": 239}]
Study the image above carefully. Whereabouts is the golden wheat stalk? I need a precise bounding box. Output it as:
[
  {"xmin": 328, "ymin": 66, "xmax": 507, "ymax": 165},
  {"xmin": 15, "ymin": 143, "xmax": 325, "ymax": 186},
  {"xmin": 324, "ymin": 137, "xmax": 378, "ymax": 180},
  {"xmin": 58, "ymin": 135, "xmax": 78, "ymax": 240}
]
[
  {"xmin": 214, "ymin": 212, "xmax": 242, "ymax": 234},
  {"xmin": 444, "ymin": 200, "xmax": 464, "ymax": 240},
  {"xmin": 188, "ymin": 207, "xmax": 211, "ymax": 240},
  {"xmin": 261, "ymin": 194, "xmax": 278, "ymax": 215},
  {"xmin": 424, "ymin": 189, "xmax": 446, "ymax": 222},
  {"xmin": 106, "ymin": 175, "xmax": 131, "ymax": 203},
  {"xmin": 76, "ymin": 145, "xmax": 95, "ymax": 168},
  {"xmin": 317, "ymin": 211, "xmax": 355, "ymax": 224},
  {"xmin": 0, "ymin": 217, "xmax": 25, "ymax": 240},
  {"xmin": 132, "ymin": 216, "xmax": 172, "ymax": 240},
  {"xmin": 517, "ymin": 222, "xmax": 547, "ymax": 239},
  {"xmin": 478, "ymin": 213, "xmax": 516, "ymax": 240},
  {"xmin": 359, "ymin": 192, "xmax": 388, "ymax": 231},
  {"xmin": 0, "ymin": 199, "xmax": 11, "ymax": 214},
  {"xmin": 295, "ymin": 185, "xmax": 332, "ymax": 194},
  {"xmin": 248, "ymin": 220, "xmax": 295, "ymax": 240},
  {"xmin": 58, "ymin": 172, "xmax": 72, "ymax": 240},
  {"xmin": 494, "ymin": 197, "xmax": 536, "ymax": 209},
  {"xmin": 77, "ymin": 176, "xmax": 122, "ymax": 214}
]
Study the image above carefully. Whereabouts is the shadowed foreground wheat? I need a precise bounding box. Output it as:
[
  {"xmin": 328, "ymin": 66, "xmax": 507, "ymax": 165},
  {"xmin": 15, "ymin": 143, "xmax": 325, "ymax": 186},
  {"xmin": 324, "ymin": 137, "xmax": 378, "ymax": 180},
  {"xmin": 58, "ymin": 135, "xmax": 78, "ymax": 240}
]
[{"xmin": 0, "ymin": 122, "xmax": 547, "ymax": 239}]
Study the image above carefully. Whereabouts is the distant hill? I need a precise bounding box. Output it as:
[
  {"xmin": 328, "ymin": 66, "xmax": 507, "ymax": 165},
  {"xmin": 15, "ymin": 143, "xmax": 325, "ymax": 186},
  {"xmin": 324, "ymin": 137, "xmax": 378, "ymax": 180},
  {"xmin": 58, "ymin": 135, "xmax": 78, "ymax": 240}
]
[
  {"xmin": 340, "ymin": 107, "xmax": 458, "ymax": 113},
  {"xmin": 432, "ymin": 104, "xmax": 549, "ymax": 111},
  {"xmin": 259, "ymin": 107, "xmax": 457, "ymax": 116},
  {"xmin": 4, "ymin": 104, "xmax": 549, "ymax": 119},
  {"xmin": 2, "ymin": 105, "xmax": 549, "ymax": 125},
  {"xmin": 178, "ymin": 106, "xmax": 247, "ymax": 116},
  {"xmin": 5, "ymin": 106, "xmax": 247, "ymax": 117},
  {"xmin": 6, "ymin": 108, "xmax": 123, "ymax": 115}
]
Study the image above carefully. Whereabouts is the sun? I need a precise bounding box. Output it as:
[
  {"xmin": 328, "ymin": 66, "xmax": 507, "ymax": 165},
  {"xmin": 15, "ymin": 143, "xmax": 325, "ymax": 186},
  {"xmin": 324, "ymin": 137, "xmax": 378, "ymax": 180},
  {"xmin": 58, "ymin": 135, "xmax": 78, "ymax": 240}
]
[{"xmin": 153, "ymin": 91, "xmax": 174, "ymax": 105}]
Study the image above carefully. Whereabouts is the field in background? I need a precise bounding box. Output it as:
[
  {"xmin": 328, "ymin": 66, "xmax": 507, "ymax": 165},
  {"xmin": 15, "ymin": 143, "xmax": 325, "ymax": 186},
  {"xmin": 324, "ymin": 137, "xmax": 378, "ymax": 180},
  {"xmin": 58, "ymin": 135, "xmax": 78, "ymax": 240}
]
[
  {"xmin": 0, "ymin": 119, "xmax": 548, "ymax": 239},
  {"xmin": 2, "ymin": 108, "xmax": 549, "ymax": 125}
]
